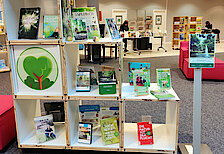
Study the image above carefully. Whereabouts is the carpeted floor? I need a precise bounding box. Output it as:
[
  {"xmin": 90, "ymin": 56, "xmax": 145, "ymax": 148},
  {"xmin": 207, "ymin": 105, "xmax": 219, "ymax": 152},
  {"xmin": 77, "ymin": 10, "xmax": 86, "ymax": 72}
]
[{"xmin": 0, "ymin": 53, "xmax": 223, "ymax": 154}]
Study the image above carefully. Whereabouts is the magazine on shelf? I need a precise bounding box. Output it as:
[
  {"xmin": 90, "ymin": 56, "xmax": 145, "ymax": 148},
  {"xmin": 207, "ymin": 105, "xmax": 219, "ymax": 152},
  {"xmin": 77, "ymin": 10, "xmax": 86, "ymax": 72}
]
[
  {"xmin": 100, "ymin": 117, "xmax": 119, "ymax": 145},
  {"xmin": 137, "ymin": 121, "xmax": 154, "ymax": 145},
  {"xmin": 150, "ymin": 89, "xmax": 175, "ymax": 100},
  {"xmin": 43, "ymin": 15, "xmax": 59, "ymax": 39},
  {"xmin": 76, "ymin": 71, "xmax": 91, "ymax": 92},
  {"xmin": 78, "ymin": 66, "xmax": 97, "ymax": 85},
  {"xmin": 156, "ymin": 68, "xmax": 171, "ymax": 89},
  {"xmin": 133, "ymin": 70, "xmax": 149, "ymax": 96},
  {"xmin": 18, "ymin": 8, "xmax": 41, "ymax": 39},
  {"xmin": 79, "ymin": 105, "xmax": 100, "ymax": 128},
  {"xmin": 0, "ymin": 59, "xmax": 6, "ymax": 69},
  {"xmin": 128, "ymin": 62, "xmax": 150, "ymax": 86},
  {"xmin": 34, "ymin": 114, "xmax": 56, "ymax": 143},
  {"xmin": 78, "ymin": 123, "xmax": 93, "ymax": 144},
  {"xmin": 71, "ymin": 17, "xmax": 88, "ymax": 40},
  {"xmin": 105, "ymin": 18, "xmax": 120, "ymax": 40},
  {"xmin": 72, "ymin": 7, "xmax": 100, "ymax": 40}
]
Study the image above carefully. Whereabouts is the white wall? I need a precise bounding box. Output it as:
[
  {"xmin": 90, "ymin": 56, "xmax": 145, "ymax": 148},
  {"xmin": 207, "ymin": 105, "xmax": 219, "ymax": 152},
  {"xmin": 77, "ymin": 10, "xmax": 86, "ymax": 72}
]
[{"xmin": 99, "ymin": 0, "xmax": 166, "ymax": 24}]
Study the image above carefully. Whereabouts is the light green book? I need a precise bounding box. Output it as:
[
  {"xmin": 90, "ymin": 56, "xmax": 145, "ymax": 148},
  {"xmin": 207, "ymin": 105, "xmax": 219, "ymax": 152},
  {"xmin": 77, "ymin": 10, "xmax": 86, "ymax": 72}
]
[
  {"xmin": 100, "ymin": 117, "xmax": 119, "ymax": 145},
  {"xmin": 150, "ymin": 90, "xmax": 175, "ymax": 100},
  {"xmin": 156, "ymin": 68, "xmax": 171, "ymax": 90},
  {"xmin": 133, "ymin": 70, "xmax": 149, "ymax": 96}
]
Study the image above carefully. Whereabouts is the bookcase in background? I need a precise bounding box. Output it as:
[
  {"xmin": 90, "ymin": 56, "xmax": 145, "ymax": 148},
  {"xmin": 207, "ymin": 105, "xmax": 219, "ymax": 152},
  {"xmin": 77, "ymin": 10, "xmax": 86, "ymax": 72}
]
[
  {"xmin": 2, "ymin": 0, "xmax": 180, "ymax": 154},
  {"xmin": 172, "ymin": 16, "xmax": 203, "ymax": 50}
]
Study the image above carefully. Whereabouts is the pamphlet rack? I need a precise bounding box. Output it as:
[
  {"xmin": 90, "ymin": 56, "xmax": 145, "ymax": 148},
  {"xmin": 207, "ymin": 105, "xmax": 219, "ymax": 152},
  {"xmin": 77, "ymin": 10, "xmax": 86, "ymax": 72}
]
[{"xmin": 2, "ymin": 0, "xmax": 180, "ymax": 153}]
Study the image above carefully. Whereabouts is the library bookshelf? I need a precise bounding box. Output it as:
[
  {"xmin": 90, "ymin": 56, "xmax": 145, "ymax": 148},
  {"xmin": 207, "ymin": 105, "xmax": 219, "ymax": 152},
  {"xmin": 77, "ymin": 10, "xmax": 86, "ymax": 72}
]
[
  {"xmin": 172, "ymin": 16, "xmax": 203, "ymax": 50},
  {"xmin": 2, "ymin": 0, "xmax": 180, "ymax": 153}
]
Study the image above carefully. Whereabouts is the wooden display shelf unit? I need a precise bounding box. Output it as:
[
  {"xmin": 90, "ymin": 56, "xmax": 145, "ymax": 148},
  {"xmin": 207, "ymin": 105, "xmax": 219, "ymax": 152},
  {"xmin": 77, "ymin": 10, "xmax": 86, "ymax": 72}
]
[
  {"xmin": 172, "ymin": 16, "xmax": 203, "ymax": 50},
  {"xmin": 2, "ymin": 0, "xmax": 180, "ymax": 153}
]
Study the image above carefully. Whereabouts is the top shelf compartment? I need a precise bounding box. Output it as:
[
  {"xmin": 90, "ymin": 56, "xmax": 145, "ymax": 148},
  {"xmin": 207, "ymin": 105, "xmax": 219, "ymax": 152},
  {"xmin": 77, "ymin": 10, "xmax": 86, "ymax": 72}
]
[{"xmin": 3, "ymin": 0, "xmax": 61, "ymax": 41}]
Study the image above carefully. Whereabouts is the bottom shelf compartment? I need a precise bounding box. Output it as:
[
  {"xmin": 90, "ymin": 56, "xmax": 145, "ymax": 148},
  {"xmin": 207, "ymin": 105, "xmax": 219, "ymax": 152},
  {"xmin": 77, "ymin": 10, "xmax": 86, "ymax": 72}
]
[
  {"xmin": 20, "ymin": 124, "xmax": 66, "ymax": 148},
  {"xmin": 71, "ymin": 128, "xmax": 119, "ymax": 150},
  {"xmin": 124, "ymin": 123, "xmax": 176, "ymax": 152}
]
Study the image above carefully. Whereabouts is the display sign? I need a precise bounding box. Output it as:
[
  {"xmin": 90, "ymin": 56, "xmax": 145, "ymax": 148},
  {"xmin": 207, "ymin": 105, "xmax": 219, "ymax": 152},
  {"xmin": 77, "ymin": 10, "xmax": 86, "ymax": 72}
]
[{"xmin": 189, "ymin": 34, "xmax": 215, "ymax": 68}]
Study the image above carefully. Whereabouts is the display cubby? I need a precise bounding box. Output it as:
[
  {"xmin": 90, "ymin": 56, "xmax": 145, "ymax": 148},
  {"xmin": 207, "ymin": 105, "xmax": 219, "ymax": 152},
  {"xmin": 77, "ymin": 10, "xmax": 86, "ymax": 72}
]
[
  {"xmin": 3, "ymin": 0, "xmax": 61, "ymax": 43},
  {"xmin": 14, "ymin": 99, "xmax": 67, "ymax": 149},
  {"xmin": 66, "ymin": 100, "xmax": 121, "ymax": 151},
  {"xmin": 3, "ymin": 0, "xmax": 180, "ymax": 153}
]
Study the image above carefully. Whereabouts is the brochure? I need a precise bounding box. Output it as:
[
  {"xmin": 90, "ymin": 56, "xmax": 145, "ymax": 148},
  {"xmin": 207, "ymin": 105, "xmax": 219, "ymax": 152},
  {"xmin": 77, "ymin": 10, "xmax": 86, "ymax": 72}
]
[
  {"xmin": 78, "ymin": 123, "xmax": 92, "ymax": 144},
  {"xmin": 100, "ymin": 117, "xmax": 119, "ymax": 145},
  {"xmin": 72, "ymin": 7, "xmax": 100, "ymax": 40},
  {"xmin": 128, "ymin": 62, "xmax": 150, "ymax": 86},
  {"xmin": 156, "ymin": 68, "xmax": 171, "ymax": 89},
  {"xmin": 150, "ymin": 90, "xmax": 175, "ymax": 100},
  {"xmin": 79, "ymin": 105, "xmax": 100, "ymax": 128},
  {"xmin": 133, "ymin": 70, "xmax": 149, "ymax": 96},
  {"xmin": 76, "ymin": 71, "xmax": 91, "ymax": 92},
  {"xmin": 105, "ymin": 18, "xmax": 120, "ymax": 40},
  {"xmin": 34, "ymin": 114, "xmax": 56, "ymax": 143},
  {"xmin": 43, "ymin": 15, "xmax": 59, "ymax": 39}
]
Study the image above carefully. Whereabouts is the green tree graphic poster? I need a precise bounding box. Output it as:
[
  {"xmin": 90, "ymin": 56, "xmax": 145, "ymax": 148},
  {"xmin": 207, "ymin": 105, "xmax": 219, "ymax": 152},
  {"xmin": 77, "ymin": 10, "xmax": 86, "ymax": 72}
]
[{"xmin": 17, "ymin": 47, "xmax": 59, "ymax": 90}]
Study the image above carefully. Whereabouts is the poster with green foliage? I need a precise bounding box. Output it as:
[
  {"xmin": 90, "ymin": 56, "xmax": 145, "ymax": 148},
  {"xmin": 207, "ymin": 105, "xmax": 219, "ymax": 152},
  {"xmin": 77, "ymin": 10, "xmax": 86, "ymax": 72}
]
[
  {"xmin": 189, "ymin": 34, "xmax": 215, "ymax": 68},
  {"xmin": 16, "ymin": 46, "xmax": 60, "ymax": 91},
  {"xmin": 100, "ymin": 117, "xmax": 119, "ymax": 145},
  {"xmin": 72, "ymin": 7, "xmax": 100, "ymax": 40}
]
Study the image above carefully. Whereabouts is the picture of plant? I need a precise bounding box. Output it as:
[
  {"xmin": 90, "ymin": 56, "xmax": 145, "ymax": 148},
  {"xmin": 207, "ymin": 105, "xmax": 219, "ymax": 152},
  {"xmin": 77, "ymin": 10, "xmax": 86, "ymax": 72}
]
[
  {"xmin": 190, "ymin": 34, "xmax": 215, "ymax": 58},
  {"xmin": 17, "ymin": 47, "xmax": 59, "ymax": 90}
]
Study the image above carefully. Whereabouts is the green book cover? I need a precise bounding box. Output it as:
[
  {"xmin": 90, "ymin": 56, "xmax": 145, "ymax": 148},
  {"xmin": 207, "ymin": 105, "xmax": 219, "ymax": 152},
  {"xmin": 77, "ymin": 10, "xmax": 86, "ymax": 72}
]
[
  {"xmin": 133, "ymin": 70, "xmax": 149, "ymax": 96},
  {"xmin": 156, "ymin": 68, "xmax": 171, "ymax": 89},
  {"xmin": 150, "ymin": 90, "xmax": 175, "ymax": 100},
  {"xmin": 43, "ymin": 15, "xmax": 59, "ymax": 38},
  {"xmin": 72, "ymin": 7, "xmax": 100, "ymax": 40},
  {"xmin": 100, "ymin": 117, "xmax": 119, "ymax": 145}
]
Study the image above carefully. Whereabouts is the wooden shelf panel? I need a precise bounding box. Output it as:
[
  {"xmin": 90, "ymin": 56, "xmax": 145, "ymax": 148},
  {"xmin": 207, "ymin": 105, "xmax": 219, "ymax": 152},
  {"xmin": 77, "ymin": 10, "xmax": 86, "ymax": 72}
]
[
  {"xmin": 8, "ymin": 39, "xmax": 60, "ymax": 45},
  {"xmin": 20, "ymin": 124, "xmax": 66, "ymax": 148},
  {"xmin": 63, "ymin": 38, "xmax": 122, "ymax": 45},
  {"xmin": 68, "ymin": 85, "xmax": 119, "ymax": 100},
  {"xmin": 121, "ymin": 83, "xmax": 180, "ymax": 101},
  {"xmin": 124, "ymin": 123, "xmax": 176, "ymax": 152}
]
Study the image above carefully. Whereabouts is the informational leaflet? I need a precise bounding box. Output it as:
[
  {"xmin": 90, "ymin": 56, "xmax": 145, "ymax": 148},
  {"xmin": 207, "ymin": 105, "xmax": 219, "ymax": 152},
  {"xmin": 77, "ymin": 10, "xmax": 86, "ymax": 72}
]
[
  {"xmin": 72, "ymin": 7, "xmax": 100, "ymax": 40},
  {"xmin": 189, "ymin": 34, "xmax": 215, "ymax": 68},
  {"xmin": 156, "ymin": 68, "xmax": 171, "ymax": 90},
  {"xmin": 105, "ymin": 18, "xmax": 120, "ymax": 40}
]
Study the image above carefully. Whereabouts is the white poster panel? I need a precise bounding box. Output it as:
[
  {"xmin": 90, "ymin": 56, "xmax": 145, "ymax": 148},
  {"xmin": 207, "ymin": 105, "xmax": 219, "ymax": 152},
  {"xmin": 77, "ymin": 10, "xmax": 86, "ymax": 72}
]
[{"xmin": 11, "ymin": 45, "xmax": 63, "ymax": 96}]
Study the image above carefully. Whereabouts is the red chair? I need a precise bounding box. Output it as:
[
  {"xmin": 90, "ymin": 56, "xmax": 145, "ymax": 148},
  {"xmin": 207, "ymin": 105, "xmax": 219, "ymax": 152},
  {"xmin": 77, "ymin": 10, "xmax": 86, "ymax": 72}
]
[
  {"xmin": 0, "ymin": 95, "xmax": 16, "ymax": 150},
  {"xmin": 179, "ymin": 41, "xmax": 224, "ymax": 80}
]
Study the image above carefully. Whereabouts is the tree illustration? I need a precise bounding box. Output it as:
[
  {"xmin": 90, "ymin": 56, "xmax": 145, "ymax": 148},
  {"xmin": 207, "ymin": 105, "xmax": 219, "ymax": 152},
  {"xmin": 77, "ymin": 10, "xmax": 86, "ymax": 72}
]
[{"xmin": 23, "ymin": 56, "xmax": 52, "ymax": 90}]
